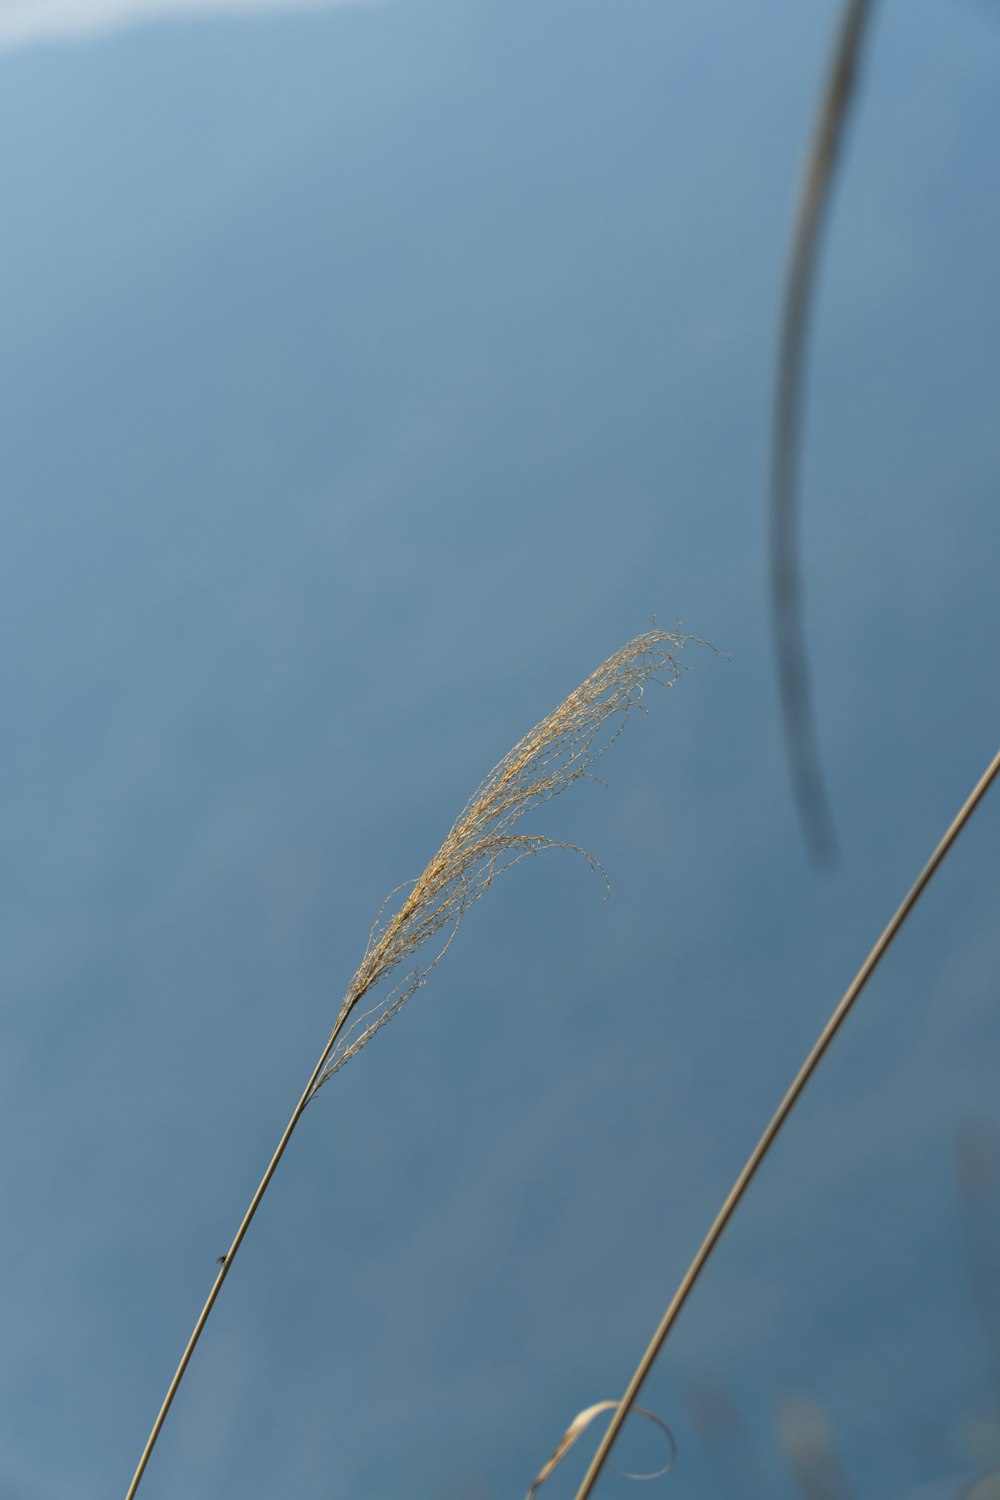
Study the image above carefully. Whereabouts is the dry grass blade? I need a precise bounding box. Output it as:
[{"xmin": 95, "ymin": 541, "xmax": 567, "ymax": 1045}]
[
  {"xmin": 572, "ymin": 746, "xmax": 1000, "ymax": 1500},
  {"xmin": 771, "ymin": 0, "xmax": 875, "ymax": 864},
  {"xmin": 308, "ymin": 626, "xmax": 701, "ymax": 1095},
  {"xmin": 123, "ymin": 626, "xmax": 705, "ymax": 1500},
  {"xmin": 527, "ymin": 1401, "xmax": 675, "ymax": 1499}
]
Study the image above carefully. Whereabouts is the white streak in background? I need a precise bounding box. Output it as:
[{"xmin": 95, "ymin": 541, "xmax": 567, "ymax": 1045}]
[{"xmin": 0, "ymin": 0, "xmax": 381, "ymax": 55}]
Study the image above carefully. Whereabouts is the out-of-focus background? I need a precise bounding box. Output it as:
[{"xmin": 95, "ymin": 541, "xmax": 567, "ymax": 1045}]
[{"xmin": 1, "ymin": 1, "xmax": 998, "ymax": 1496}]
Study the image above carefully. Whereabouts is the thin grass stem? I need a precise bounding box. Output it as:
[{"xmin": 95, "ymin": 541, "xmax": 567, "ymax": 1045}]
[
  {"xmin": 122, "ymin": 1008, "xmax": 354, "ymax": 1500},
  {"xmin": 772, "ymin": 0, "xmax": 875, "ymax": 864},
  {"xmin": 572, "ymin": 745, "xmax": 1000, "ymax": 1500},
  {"xmin": 123, "ymin": 628, "xmax": 698, "ymax": 1497}
]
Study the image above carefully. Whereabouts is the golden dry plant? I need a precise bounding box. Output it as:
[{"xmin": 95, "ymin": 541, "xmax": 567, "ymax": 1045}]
[
  {"xmin": 125, "ymin": 624, "xmax": 711, "ymax": 1500},
  {"xmin": 310, "ymin": 624, "xmax": 705, "ymax": 1093}
]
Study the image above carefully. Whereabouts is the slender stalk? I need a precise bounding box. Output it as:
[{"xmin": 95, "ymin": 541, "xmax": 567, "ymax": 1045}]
[
  {"xmin": 574, "ymin": 746, "xmax": 1000, "ymax": 1500},
  {"xmin": 123, "ymin": 1008, "xmax": 353, "ymax": 1500},
  {"xmin": 124, "ymin": 630, "xmax": 691, "ymax": 1498},
  {"xmin": 772, "ymin": 0, "xmax": 875, "ymax": 864}
]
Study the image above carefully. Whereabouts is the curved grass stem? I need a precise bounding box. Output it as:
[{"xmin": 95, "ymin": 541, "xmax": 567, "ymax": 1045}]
[
  {"xmin": 573, "ymin": 745, "xmax": 1000, "ymax": 1500},
  {"xmin": 771, "ymin": 0, "xmax": 876, "ymax": 864}
]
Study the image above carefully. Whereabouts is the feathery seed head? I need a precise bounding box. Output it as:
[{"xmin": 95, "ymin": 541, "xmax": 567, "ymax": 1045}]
[{"xmin": 308, "ymin": 627, "xmax": 703, "ymax": 1097}]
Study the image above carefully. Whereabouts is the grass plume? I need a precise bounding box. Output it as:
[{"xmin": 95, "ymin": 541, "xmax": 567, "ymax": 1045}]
[
  {"xmin": 124, "ymin": 625, "xmax": 704, "ymax": 1500},
  {"xmin": 310, "ymin": 625, "xmax": 700, "ymax": 1094}
]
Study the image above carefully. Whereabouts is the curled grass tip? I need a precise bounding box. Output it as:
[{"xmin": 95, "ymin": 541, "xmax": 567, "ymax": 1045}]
[{"xmin": 528, "ymin": 1400, "xmax": 675, "ymax": 1498}]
